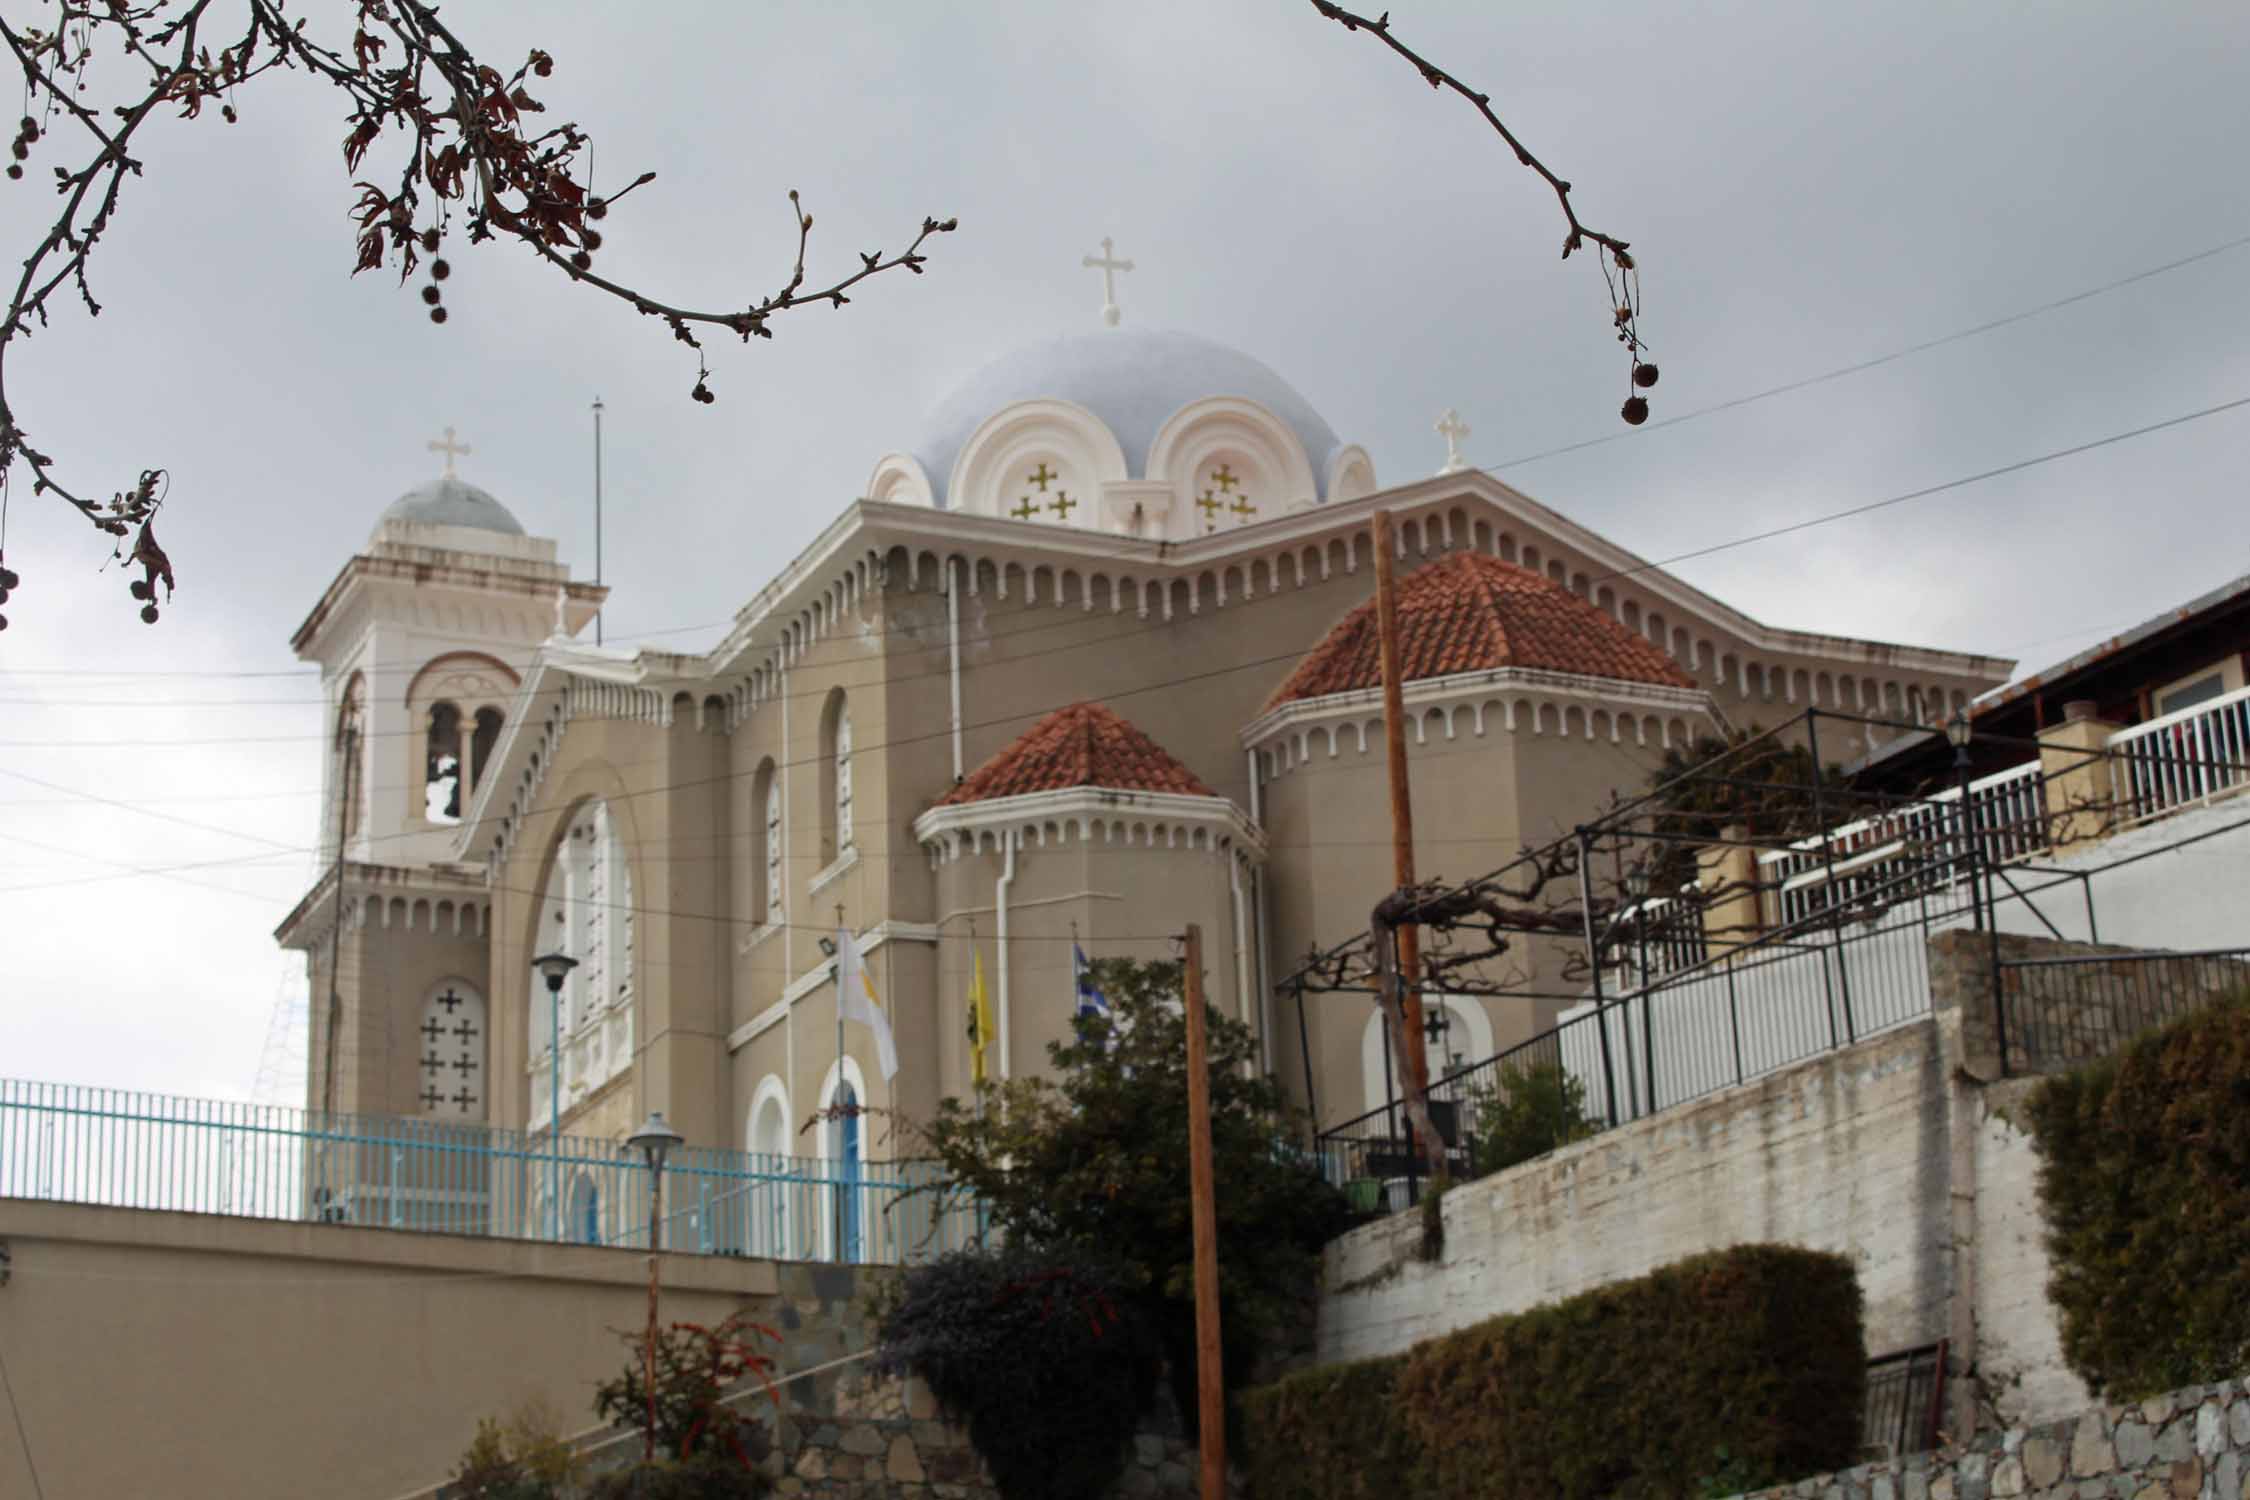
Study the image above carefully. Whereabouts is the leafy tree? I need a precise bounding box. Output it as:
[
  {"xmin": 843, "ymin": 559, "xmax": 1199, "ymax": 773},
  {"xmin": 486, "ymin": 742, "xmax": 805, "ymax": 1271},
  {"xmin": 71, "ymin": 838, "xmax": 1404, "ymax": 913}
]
[
  {"xmin": 919, "ymin": 957, "xmax": 1349, "ymax": 1434},
  {"xmin": 1462, "ymin": 1061, "xmax": 1599, "ymax": 1178},
  {"xmin": 873, "ymin": 1245, "xmax": 1162, "ymax": 1500}
]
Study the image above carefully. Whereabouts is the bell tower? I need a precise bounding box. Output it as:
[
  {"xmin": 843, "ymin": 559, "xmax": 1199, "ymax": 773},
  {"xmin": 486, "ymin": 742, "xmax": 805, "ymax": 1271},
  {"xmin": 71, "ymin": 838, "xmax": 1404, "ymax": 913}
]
[{"xmin": 276, "ymin": 437, "xmax": 605, "ymax": 1157}]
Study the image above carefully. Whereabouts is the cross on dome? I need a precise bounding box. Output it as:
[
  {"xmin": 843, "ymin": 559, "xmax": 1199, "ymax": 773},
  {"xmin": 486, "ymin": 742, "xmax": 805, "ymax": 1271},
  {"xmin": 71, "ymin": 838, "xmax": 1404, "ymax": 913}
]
[
  {"xmin": 1435, "ymin": 409, "xmax": 1471, "ymax": 476},
  {"xmin": 1081, "ymin": 237, "xmax": 1134, "ymax": 328},
  {"xmin": 427, "ymin": 424, "xmax": 472, "ymax": 478}
]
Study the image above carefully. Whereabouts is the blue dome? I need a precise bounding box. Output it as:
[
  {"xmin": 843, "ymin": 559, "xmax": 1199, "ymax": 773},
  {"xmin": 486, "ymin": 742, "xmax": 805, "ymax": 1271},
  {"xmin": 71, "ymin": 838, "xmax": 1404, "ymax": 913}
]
[
  {"xmin": 379, "ymin": 476, "xmax": 525, "ymax": 536},
  {"xmin": 915, "ymin": 329, "xmax": 1345, "ymax": 506}
]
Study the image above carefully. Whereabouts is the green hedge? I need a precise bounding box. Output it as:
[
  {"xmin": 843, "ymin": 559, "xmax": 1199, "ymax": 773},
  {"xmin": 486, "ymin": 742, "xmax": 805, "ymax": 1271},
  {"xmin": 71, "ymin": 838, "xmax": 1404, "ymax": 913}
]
[
  {"xmin": 1240, "ymin": 1245, "xmax": 1864, "ymax": 1500},
  {"xmin": 1238, "ymin": 1355, "xmax": 1413, "ymax": 1500},
  {"xmin": 2024, "ymin": 990, "xmax": 2250, "ymax": 1399}
]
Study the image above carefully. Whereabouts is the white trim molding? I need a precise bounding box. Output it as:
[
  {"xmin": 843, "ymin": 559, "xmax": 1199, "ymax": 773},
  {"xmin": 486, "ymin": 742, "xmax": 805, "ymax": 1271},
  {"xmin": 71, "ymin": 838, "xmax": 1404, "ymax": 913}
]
[{"xmin": 911, "ymin": 786, "xmax": 1267, "ymax": 867}]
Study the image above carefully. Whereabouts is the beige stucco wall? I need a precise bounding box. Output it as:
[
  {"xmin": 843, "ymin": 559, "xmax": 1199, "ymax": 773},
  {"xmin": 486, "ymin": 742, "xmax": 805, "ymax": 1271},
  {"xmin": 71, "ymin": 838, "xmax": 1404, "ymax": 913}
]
[
  {"xmin": 309, "ymin": 490, "xmax": 2008, "ymax": 1170},
  {"xmin": 0, "ymin": 1201, "xmax": 782, "ymax": 1500}
]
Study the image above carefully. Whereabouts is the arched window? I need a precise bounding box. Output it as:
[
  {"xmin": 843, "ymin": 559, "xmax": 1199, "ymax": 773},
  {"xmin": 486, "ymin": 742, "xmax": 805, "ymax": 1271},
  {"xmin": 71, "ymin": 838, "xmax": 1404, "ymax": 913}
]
[
  {"xmin": 820, "ymin": 1058, "xmax": 869, "ymax": 1262},
  {"xmin": 742, "ymin": 1077, "xmax": 793, "ymax": 1258},
  {"xmin": 334, "ymin": 672, "xmax": 367, "ymax": 846},
  {"xmin": 528, "ymin": 800, "xmax": 635, "ymax": 1125},
  {"xmin": 569, "ymin": 1171, "xmax": 602, "ymax": 1246},
  {"xmin": 405, "ymin": 652, "xmax": 519, "ymax": 827},
  {"xmin": 416, "ymin": 980, "xmax": 486, "ymax": 1121},
  {"xmin": 818, "ymin": 690, "xmax": 853, "ymax": 864},
  {"xmin": 425, "ymin": 701, "xmax": 464, "ymax": 823},
  {"xmin": 749, "ymin": 758, "xmax": 780, "ymax": 926},
  {"xmin": 470, "ymin": 707, "xmax": 504, "ymax": 794}
]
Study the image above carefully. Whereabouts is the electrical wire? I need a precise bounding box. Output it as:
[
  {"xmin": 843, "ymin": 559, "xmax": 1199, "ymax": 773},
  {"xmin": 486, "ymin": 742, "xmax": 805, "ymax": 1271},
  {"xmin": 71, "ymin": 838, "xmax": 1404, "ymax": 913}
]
[{"xmin": 0, "ymin": 1332, "xmax": 44, "ymax": 1500}]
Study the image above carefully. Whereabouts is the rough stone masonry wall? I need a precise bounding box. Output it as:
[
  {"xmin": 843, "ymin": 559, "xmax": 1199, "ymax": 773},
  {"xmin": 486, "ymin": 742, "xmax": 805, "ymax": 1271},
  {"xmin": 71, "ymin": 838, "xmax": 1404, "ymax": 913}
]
[{"xmin": 1729, "ymin": 1374, "xmax": 2250, "ymax": 1500}]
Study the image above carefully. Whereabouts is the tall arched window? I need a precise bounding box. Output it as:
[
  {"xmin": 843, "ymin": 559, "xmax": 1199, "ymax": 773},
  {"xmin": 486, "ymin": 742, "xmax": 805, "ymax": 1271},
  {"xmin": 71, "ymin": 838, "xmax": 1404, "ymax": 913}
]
[
  {"xmin": 818, "ymin": 690, "xmax": 854, "ymax": 864},
  {"xmin": 416, "ymin": 980, "xmax": 486, "ymax": 1121},
  {"xmin": 425, "ymin": 701, "xmax": 464, "ymax": 822},
  {"xmin": 334, "ymin": 672, "xmax": 367, "ymax": 846},
  {"xmin": 749, "ymin": 758, "xmax": 780, "ymax": 926},
  {"xmin": 528, "ymin": 800, "xmax": 636, "ymax": 1125}
]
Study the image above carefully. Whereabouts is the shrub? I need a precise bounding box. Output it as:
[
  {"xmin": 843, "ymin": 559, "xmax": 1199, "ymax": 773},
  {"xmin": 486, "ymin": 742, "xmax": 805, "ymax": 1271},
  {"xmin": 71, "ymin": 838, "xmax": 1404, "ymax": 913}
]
[
  {"xmin": 1238, "ymin": 1244, "xmax": 1864, "ymax": 1500},
  {"xmin": 448, "ymin": 1398, "xmax": 582, "ymax": 1500},
  {"xmin": 2023, "ymin": 991, "xmax": 2250, "ymax": 1398},
  {"xmin": 588, "ymin": 1314, "xmax": 776, "ymax": 1497},
  {"xmin": 1462, "ymin": 1061, "xmax": 1599, "ymax": 1177},
  {"xmin": 874, "ymin": 1245, "xmax": 1162, "ymax": 1500},
  {"xmin": 1238, "ymin": 1355, "xmax": 1413, "ymax": 1500}
]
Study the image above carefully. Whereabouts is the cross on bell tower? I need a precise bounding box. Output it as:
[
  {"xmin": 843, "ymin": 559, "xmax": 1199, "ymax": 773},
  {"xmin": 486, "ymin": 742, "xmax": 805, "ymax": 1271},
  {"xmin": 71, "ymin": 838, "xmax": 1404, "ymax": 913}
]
[
  {"xmin": 1081, "ymin": 237, "xmax": 1134, "ymax": 328},
  {"xmin": 427, "ymin": 425, "xmax": 472, "ymax": 479},
  {"xmin": 1435, "ymin": 409, "xmax": 1471, "ymax": 477}
]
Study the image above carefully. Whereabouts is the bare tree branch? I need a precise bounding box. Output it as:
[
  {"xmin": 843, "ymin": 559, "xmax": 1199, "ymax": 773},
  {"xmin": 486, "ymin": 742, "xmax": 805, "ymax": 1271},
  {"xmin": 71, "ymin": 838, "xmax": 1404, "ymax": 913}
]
[
  {"xmin": 0, "ymin": 0, "xmax": 956, "ymax": 628},
  {"xmin": 1306, "ymin": 1, "xmax": 1659, "ymax": 423}
]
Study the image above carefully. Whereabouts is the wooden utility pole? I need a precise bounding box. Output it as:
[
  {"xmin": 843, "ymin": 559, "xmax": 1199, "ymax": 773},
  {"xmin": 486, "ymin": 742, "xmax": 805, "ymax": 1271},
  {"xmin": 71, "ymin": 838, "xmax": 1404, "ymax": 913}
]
[
  {"xmin": 1182, "ymin": 924, "xmax": 1226, "ymax": 1498},
  {"xmin": 1369, "ymin": 512, "xmax": 1433, "ymax": 1133}
]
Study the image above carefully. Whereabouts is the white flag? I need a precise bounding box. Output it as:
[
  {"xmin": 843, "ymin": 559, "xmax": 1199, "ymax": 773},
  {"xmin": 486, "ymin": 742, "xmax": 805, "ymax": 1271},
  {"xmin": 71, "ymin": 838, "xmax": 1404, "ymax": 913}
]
[{"xmin": 834, "ymin": 925, "xmax": 900, "ymax": 1082}]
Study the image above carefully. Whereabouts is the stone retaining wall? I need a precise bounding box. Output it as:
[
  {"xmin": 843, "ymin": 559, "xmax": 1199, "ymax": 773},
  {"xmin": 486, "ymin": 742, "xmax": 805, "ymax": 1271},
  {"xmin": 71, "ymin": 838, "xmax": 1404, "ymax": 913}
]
[{"xmin": 1732, "ymin": 1375, "xmax": 2250, "ymax": 1500}]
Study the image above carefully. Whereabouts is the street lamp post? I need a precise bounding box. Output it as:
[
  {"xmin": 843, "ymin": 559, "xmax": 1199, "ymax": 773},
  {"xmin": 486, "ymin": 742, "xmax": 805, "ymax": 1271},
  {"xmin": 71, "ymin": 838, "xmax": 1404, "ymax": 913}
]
[
  {"xmin": 531, "ymin": 952, "xmax": 578, "ymax": 1241},
  {"xmin": 627, "ymin": 1111, "xmax": 685, "ymax": 1464},
  {"xmin": 1946, "ymin": 710, "xmax": 1982, "ymax": 932}
]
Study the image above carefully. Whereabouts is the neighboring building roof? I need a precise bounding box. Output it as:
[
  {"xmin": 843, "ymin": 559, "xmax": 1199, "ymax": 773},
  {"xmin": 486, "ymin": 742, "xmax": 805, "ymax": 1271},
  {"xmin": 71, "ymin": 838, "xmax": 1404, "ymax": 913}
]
[
  {"xmin": 1848, "ymin": 567, "xmax": 2250, "ymax": 782},
  {"xmin": 379, "ymin": 476, "xmax": 526, "ymax": 536},
  {"xmin": 914, "ymin": 329, "xmax": 1345, "ymax": 506},
  {"xmin": 938, "ymin": 701, "xmax": 1217, "ymax": 807},
  {"xmin": 1266, "ymin": 551, "xmax": 1699, "ymax": 708}
]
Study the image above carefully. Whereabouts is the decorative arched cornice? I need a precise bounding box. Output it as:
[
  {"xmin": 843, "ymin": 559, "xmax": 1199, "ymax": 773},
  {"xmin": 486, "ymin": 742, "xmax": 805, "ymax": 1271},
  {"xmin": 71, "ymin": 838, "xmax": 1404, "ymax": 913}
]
[
  {"xmin": 912, "ymin": 786, "xmax": 1266, "ymax": 868},
  {"xmin": 1144, "ymin": 396, "xmax": 1319, "ymax": 538},
  {"xmin": 948, "ymin": 398, "xmax": 1129, "ymax": 523},
  {"xmin": 1325, "ymin": 443, "xmax": 1377, "ymax": 503},
  {"xmin": 864, "ymin": 452, "xmax": 934, "ymax": 508}
]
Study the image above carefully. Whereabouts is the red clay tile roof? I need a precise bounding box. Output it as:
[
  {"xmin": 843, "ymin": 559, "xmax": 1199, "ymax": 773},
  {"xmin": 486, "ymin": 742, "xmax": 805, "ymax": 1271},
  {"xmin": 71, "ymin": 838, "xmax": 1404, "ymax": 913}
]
[
  {"xmin": 938, "ymin": 702, "xmax": 1218, "ymax": 807},
  {"xmin": 1266, "ymin": 551, "xmax": 1697, "ymax": 708}
]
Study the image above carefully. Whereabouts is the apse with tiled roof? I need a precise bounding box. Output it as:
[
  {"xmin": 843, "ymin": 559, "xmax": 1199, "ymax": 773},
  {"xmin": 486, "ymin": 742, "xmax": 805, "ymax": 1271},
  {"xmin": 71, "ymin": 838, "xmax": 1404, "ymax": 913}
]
[
  {"xmin": 1243, "ymin": 548, "xmax": 1720, "ymax": 1119},
  {"xmin": 913, "ymin": 700, "xmax": 1264, "ymax": 1085}
]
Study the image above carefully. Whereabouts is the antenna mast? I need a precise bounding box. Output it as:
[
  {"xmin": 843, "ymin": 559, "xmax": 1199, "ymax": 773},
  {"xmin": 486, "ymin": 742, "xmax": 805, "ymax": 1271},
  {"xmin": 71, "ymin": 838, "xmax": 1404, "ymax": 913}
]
[{"xmin": 592, "ymin": 396, "xmax": 605, "ymax": 645}]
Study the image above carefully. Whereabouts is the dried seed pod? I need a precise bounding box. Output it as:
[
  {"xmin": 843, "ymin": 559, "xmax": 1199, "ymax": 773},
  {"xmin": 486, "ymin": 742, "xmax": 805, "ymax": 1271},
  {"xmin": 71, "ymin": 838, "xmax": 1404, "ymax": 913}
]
[
  {"xmin": 430, "ymin": 306, "xmax": 448, "ymax": 325},
  {"xmin": 1633, "ymin": 363, "xmax": 1660, "ymax": 389},
  {"xmin": 129, "ymin": 579, "xmax": 152, "ymax": 600},
  {"xmin": 587, "ymin": 197, "xmax": 607, "ymax": 220},
  {"xmin": 421, "ymin": 227, "xmax": 440, "ymax": 253},
  {"xmin": 430, "ymin": 258, "xmax": 450, "ymax": 281},
  {"xmin": 421, "ymin": 284, "xmax": 442, "ymax": 305},
  {"xmin": 1621, "ymin": 396, "xmax": 1649, "ymax": 426},
  {"xmin": 570, "ymin": 251, "xmax": 592, "ymax": 271},
  {"xmin": 140, "ymin": 603, "xmax": 159, "ymax": 624}
]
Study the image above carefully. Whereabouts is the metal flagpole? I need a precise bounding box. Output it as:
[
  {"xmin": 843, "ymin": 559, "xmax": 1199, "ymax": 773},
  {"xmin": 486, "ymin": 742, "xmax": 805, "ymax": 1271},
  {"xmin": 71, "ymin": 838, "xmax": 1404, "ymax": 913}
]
[
  {"xmin": 833, "ymin": 903, "xmax": 845, "ymax": 1259},
  {"xmin": 591, "ymin": 396, "xmax": 605, "ymax": 646}
]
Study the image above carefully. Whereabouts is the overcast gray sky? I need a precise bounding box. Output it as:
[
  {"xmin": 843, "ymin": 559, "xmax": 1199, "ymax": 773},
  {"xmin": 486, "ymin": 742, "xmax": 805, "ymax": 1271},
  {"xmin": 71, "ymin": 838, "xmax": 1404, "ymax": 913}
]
[{"xmin": 1, "ymin": 0, "xmax": 2243, "ymax": 1104}]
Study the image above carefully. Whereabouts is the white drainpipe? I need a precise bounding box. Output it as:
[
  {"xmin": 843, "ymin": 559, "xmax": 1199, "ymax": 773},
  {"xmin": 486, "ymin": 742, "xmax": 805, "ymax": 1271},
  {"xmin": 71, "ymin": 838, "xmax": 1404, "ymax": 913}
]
[
  {"xmin": 996, "ymin": 831, "xmax": 1017, "ymax": 1078},
  {"xmin": 947, "ymin": 558, "xmax": 964, "ymax": 783},
  {"xmin": 1229, "ymin": 850, "xmax": 1254, "ymax": 1063},
  {"xmin": 1246, "ymin": 748, "xmax": 1277, "ymax": 1072}
]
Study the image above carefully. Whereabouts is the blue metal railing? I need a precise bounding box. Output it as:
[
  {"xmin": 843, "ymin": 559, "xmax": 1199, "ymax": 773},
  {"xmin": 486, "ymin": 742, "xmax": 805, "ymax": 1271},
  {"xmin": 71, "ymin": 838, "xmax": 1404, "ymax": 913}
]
[{"xmin": 0, "ymin": 1079, "xmax": 981, "ymax": 1266}]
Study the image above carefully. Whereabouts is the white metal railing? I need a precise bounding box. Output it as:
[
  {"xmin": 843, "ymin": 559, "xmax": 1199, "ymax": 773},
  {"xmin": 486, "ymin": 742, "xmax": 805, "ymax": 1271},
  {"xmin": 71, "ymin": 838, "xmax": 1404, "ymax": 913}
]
[
  {"xmin": 1759, "ymin": 760, "xmax": 2048, "ymax": 927},
  {"xmin": 2108, "ymin": 682, "xmax": 2250, "ymax": 827}
]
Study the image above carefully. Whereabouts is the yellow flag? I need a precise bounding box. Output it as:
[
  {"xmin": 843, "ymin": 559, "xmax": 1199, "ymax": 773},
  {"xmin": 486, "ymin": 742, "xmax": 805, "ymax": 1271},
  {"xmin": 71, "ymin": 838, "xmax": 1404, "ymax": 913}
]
[{"xmin": 968, "ymin": 950, "xmax": 996, "ymax": 1086}]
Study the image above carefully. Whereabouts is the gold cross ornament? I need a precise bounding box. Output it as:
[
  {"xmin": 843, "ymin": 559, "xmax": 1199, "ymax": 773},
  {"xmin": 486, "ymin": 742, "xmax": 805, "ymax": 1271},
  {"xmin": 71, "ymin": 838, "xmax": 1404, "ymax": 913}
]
[
  {"xmin": 1049, "ymin": 491, "xmax": 1078, "ymax": 520},
  {"xmin": 1028, "ymin": 462, "xmax": 1057, "ymax": 493},
  {"xmin": 1011, "ymin": 496, "xmax": 1040, "ymax": 520}
]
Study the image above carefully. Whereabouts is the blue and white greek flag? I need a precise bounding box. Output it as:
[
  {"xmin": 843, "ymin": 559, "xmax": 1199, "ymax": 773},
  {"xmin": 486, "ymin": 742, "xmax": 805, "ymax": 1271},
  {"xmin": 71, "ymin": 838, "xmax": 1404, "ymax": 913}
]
[{"xmin": 1072, "ymin": 944, "xmax": 1110, "ymax": 1018}]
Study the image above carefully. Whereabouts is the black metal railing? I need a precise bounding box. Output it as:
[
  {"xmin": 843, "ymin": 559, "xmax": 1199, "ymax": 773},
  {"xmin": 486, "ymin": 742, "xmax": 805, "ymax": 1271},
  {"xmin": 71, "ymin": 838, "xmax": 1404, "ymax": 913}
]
[
  {"xmin": 1315, "ymin": 858, "xmax": 1974, "ymax": 1203},
  {"xmin": 1993, "ymin": 947, "xmax": 2250, "ymax": 1072},
  {"xmin": 1863, "ymin": 1342, "xmax": 1947, "ymax": 1459}
]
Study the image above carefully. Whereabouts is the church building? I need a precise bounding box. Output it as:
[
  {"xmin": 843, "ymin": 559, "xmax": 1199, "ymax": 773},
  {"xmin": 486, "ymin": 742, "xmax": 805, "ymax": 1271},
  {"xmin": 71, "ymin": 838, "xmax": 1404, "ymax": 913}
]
[{"xmin": 275, "ymin": 313, "xmax": 2014, "ymax": 1248}]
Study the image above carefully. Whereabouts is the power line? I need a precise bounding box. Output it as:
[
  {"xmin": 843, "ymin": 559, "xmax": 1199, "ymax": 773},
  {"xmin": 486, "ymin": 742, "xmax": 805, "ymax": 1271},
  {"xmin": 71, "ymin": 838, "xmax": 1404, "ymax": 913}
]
[
  {"xmin": 0, "ymin": 1332, "xmax": 45, "ymax": 1500},
  {"xmin": 1474, "ymin": 228, "xmax": 2250, "ymax": 475},
  {"xmin": 7, "ymin": 383, "xmax": 2242, "ymax": 755}
]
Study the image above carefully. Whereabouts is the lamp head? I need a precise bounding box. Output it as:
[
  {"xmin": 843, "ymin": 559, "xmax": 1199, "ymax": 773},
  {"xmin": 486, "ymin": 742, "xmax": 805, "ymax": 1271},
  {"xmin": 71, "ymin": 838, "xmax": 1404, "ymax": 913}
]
[
  {"xmin": 1945, "ymin": 708, "xmax": 1974, "ymax": 753},
  {"xmin": 531, "ymin": 951, "xmax": 579, "ymax": 991},
  {"xmin": 627, "ymin": 1111, "xmax": 685, "ymax": 1173},
  {"xmin": 817, "ymin": 936, "xmax": 838, "ymax": 958},
  {"xmin": 1624, "ymin": 865, "xmax": 1651, "ymax": 900}
]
